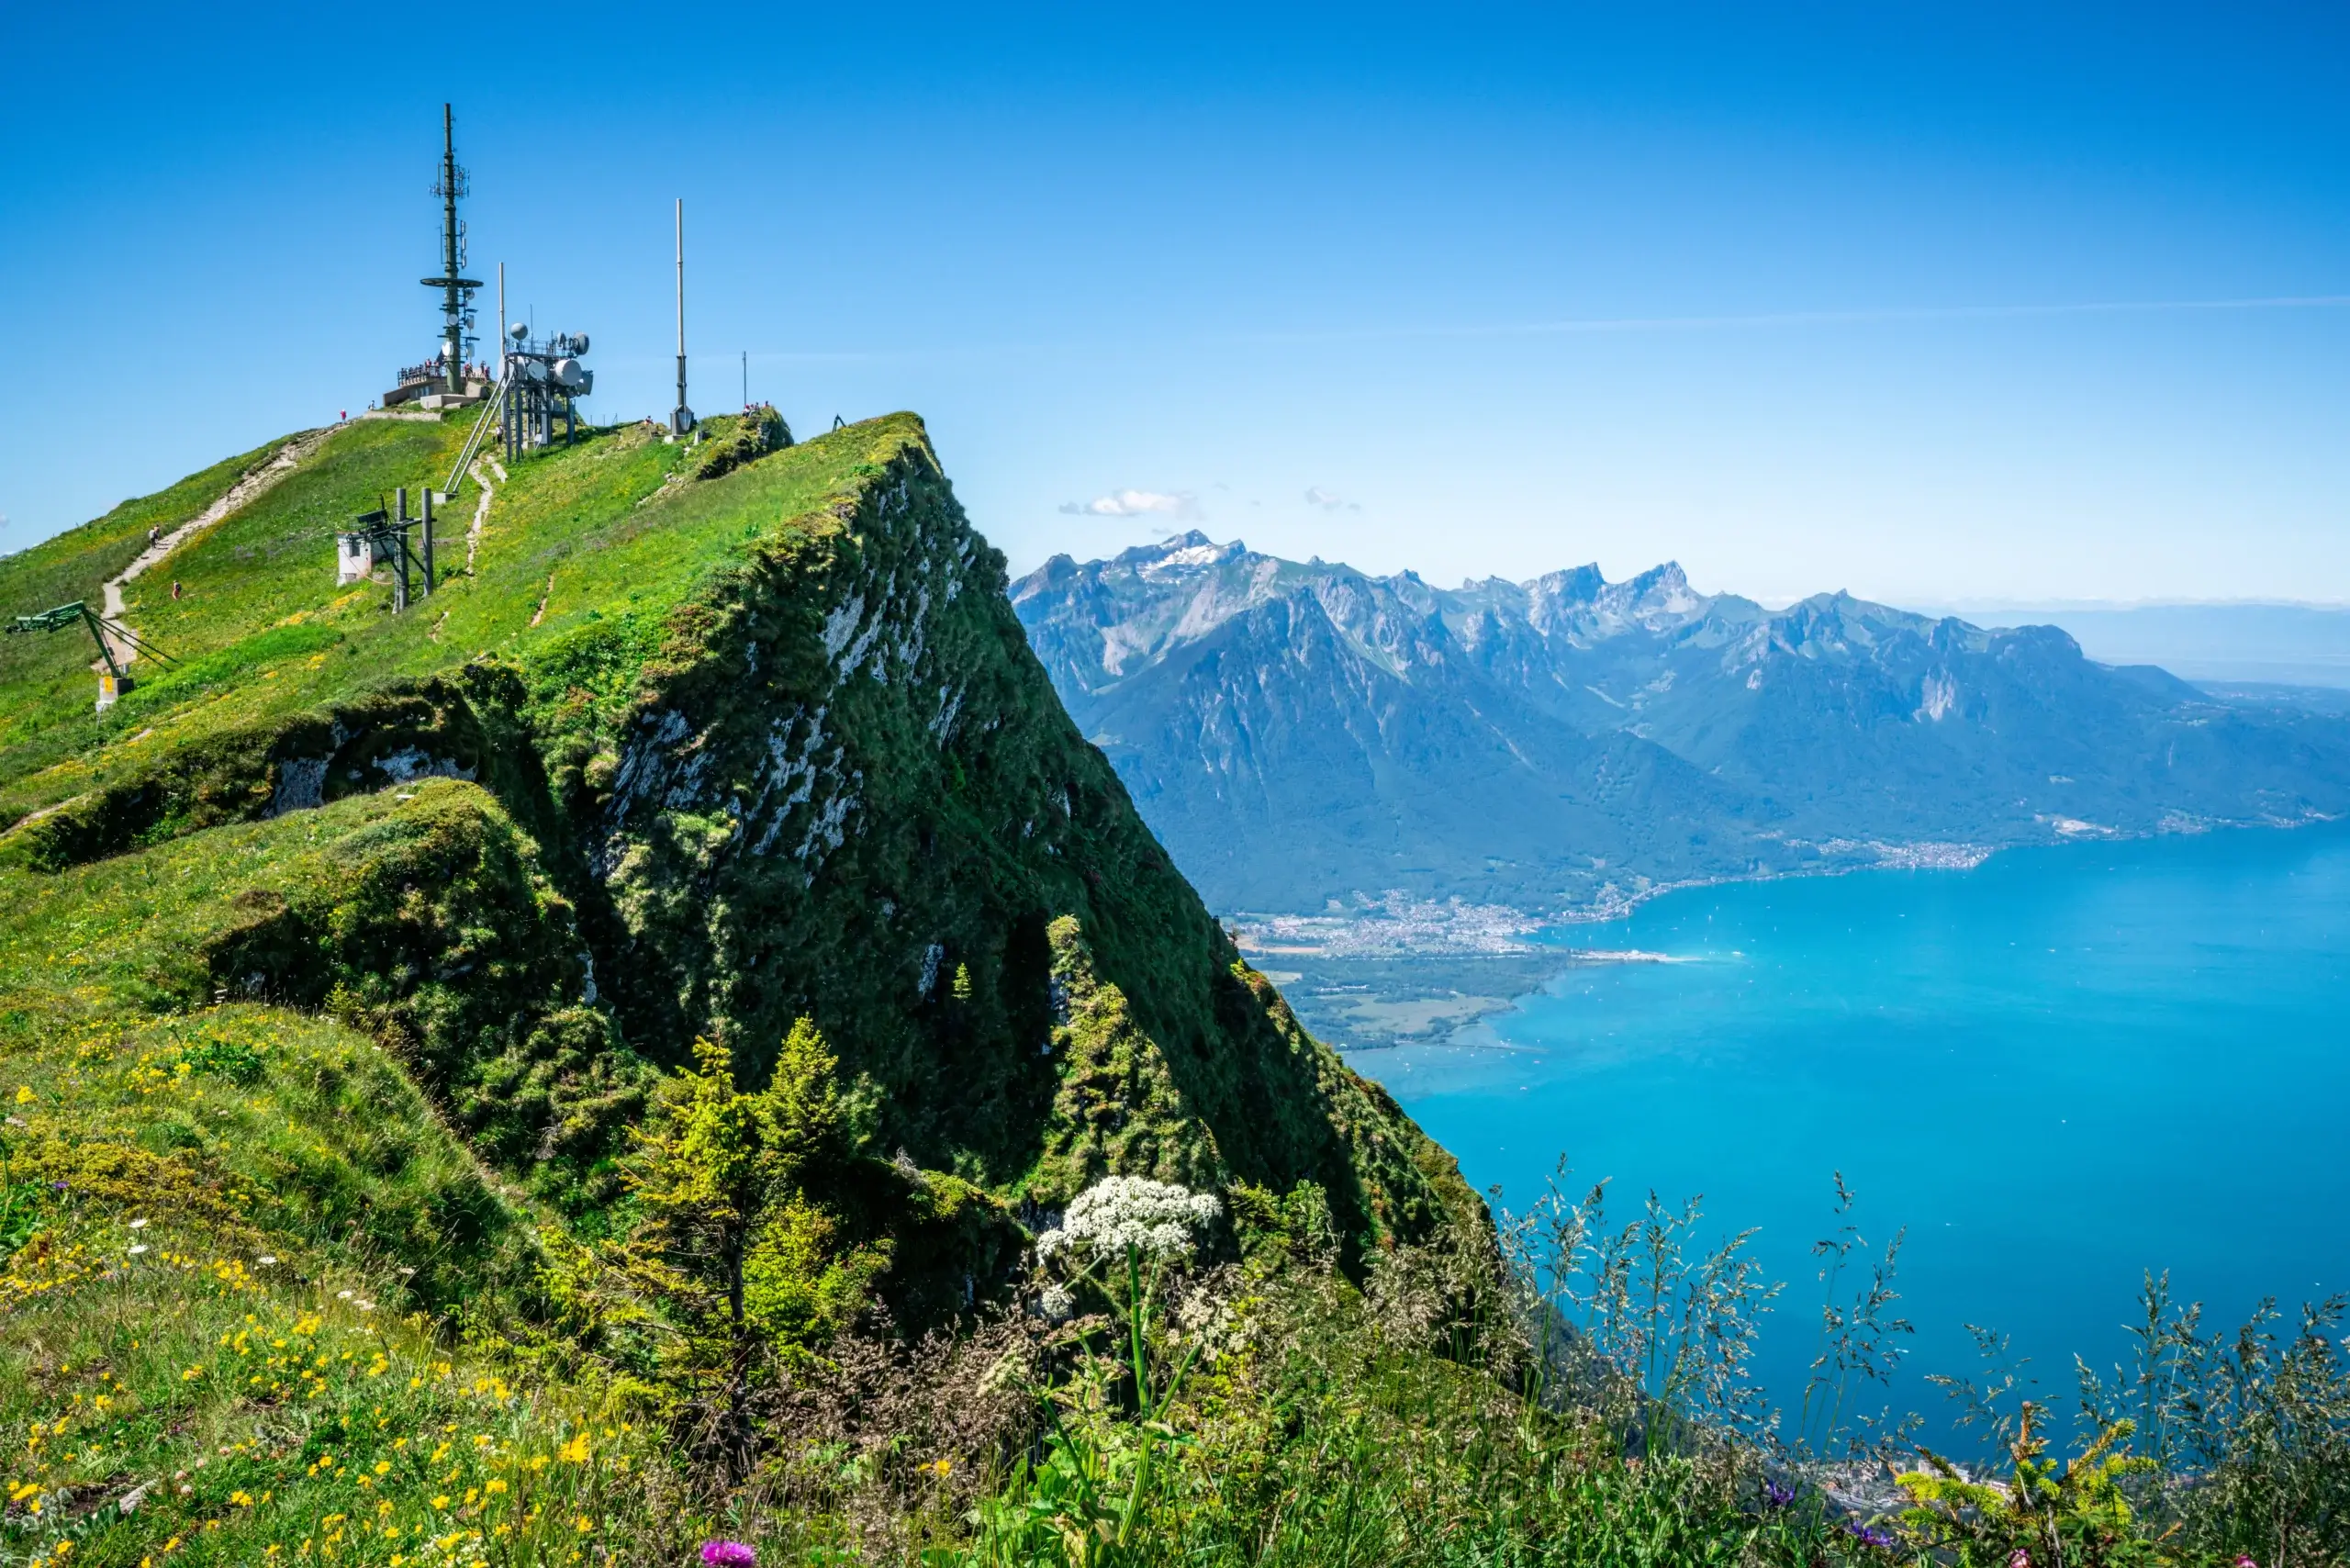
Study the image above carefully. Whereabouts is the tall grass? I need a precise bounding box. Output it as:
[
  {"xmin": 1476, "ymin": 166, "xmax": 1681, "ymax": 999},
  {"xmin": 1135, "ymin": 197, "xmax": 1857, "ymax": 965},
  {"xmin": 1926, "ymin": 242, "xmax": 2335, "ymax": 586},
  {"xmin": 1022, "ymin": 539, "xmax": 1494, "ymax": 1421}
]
[{"xmin": 935, "ymin": 1169, "xmax": 2350, "ymax": 1568}]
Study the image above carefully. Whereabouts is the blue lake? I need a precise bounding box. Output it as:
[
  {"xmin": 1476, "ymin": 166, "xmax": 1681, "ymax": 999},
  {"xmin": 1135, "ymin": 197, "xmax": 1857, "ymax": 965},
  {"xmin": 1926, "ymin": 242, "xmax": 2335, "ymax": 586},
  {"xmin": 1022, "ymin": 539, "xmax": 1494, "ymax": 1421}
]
[{"xmin": 1362, "ymin": 821, "xmax": 2350, "ymax": 1437}]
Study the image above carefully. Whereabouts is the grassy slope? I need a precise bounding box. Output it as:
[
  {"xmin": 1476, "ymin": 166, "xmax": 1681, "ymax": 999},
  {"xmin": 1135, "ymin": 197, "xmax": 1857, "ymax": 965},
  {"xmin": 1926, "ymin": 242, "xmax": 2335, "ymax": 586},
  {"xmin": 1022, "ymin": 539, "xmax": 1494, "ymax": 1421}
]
[
  {"xmin": 0, "ymin": 411, "xmax": 1494, "ymax": 1568},
  {"xmin": 0, "ymin": 399, "xmax": 1472, "ymax": 1300},
  {"xmin": 0, "ymin": 782, "xmax": 568, "ymax": 1309},
  {"xmin": 0, "ymin": 438, "xmax": 289, "ymax": 768},
  {"xmin": 0, "ymin": 419, "xmax": 901, "ymax": 1565},
  {"xmin": 0, "ymin": 786, "xmax": 685, "ymax": 1567},
  {"xmin": 0, "ymin": 409, "xmax": 1472, "ymax": 1260}
]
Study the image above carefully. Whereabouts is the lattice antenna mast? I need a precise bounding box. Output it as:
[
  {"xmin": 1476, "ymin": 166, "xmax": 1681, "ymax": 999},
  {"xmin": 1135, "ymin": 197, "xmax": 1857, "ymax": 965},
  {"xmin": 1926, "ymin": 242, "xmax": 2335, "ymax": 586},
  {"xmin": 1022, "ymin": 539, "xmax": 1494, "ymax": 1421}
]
[{"xmin": 423, "ymin": 104, "xmax": 482, "ymax": 395}]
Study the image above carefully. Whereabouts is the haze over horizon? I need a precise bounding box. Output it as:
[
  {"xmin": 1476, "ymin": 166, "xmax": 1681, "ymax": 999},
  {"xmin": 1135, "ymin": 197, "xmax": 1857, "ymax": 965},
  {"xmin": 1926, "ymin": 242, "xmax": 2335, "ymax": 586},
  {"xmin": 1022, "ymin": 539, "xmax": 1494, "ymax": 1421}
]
[{"xmin": 4, "ymin": 1, "xmax": 2345, "ymax": 608}]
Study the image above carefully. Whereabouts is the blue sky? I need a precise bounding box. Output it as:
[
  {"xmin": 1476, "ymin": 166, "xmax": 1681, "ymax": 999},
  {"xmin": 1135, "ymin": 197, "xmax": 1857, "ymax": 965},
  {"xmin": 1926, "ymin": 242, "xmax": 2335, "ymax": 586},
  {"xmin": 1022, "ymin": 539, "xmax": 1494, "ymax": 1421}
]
[{"xmin": 2, "ymin": 1, "xmax": 2345, "ymax": 605}]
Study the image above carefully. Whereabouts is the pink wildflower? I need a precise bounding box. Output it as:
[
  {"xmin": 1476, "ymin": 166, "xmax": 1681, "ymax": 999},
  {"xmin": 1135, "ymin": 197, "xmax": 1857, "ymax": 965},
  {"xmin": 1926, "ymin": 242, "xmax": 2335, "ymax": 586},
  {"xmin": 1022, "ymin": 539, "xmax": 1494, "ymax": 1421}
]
[{"xmin": 701, "ymin": 1544, "xmax": 755, "ymax": 1567}]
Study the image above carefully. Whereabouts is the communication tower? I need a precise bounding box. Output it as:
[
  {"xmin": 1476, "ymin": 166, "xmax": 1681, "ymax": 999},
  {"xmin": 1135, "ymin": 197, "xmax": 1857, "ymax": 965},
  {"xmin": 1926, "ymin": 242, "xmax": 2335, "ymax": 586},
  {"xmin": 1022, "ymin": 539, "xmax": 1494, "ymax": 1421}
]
[
  {"xmin": 388, "ymin": 106, "xmax": 487, "ymax": 408},
  {"xmin": 421, "ymin": 104, "xmax": 484, "ymax": 397}
]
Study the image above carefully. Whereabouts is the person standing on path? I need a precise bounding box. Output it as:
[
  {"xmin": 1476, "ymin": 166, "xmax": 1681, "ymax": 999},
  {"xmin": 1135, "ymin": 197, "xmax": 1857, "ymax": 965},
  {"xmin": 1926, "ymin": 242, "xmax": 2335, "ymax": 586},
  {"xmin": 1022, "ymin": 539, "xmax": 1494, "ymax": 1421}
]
[
  {"xmin": 148, "ymin": 526, "xmax": 160, "ymax": 550},
  {"xmin": 171, "ymin": 581, "xmax": 182, "ymax": 601}
]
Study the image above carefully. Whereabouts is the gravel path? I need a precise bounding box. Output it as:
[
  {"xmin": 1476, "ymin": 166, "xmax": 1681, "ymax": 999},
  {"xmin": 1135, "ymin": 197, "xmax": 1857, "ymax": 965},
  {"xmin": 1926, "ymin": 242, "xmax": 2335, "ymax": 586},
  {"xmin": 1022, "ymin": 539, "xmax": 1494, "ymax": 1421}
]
[
  {"xmin": 464, "ymin": 456, "xmax": 504, "ymax": 574},
  {"xmin": 97, "ymin": 429, "xmax": 330, "ymax": 673}
]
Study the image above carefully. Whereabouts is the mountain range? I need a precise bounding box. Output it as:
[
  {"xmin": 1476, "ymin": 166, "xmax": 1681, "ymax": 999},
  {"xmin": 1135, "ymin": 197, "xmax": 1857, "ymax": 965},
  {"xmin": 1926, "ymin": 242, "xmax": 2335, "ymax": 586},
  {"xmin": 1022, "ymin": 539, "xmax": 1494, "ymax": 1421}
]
[
  {"xmin": 1012, "ymin": 532, "xmax": 2350, "ymax": 916},
  {"xmin": 1949, "ymin": 601, "xmax": 2350, "ymax": 690}
]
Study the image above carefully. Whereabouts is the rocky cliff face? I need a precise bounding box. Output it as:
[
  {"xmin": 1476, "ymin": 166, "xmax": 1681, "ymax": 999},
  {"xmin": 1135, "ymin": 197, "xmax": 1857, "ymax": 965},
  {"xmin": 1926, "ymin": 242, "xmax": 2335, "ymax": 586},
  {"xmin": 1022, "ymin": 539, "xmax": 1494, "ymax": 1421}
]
[
  {"xmin": 562, "ymin": 431, "xmax": 1468, "ymax": 1256},
  {"xmin": 1013, "ymin": 532, "xmax": 2350, "ymax": 914}
]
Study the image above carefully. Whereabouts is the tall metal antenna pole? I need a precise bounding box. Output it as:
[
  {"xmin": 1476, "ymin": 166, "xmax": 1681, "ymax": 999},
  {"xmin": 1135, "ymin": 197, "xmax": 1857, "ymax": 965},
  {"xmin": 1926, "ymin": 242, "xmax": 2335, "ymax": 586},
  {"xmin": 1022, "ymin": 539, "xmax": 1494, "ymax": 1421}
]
[
  {"xmin": 742, "ymin": 349, "xmax": 747, "ymax": 410},
  {"xmin": 497, "ymin": 263, "xmax": 507, "ymax": 381},
  {"xmin": 423, "ymin": 105, "xmax": 481, "ymax": 397},
  {"xmin": 672, "ymin": 198, "xmax": 693, "ymax": 434}
]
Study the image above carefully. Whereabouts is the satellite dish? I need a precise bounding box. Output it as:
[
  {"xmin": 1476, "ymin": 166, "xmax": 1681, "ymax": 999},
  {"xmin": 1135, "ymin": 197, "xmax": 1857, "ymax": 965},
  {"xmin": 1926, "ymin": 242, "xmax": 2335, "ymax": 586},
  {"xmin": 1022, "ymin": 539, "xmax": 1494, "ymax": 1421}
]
[
  {"xmin": 570, "ymin": 333, "xmax": 589, "ymax": 355},
  {"xmin": 554, "ymin": 358, "xmax": 586, "ymax": 389},
  {"xmin": 509, "ymin": 322, "xmax": 529, "ymax": 341}
]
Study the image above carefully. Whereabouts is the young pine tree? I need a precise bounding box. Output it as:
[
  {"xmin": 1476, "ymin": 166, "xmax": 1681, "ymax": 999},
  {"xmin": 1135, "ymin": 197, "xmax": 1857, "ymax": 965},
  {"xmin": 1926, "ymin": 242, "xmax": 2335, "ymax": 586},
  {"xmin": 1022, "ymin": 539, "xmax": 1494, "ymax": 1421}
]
[{"xmin": 623, "ymin": 1020, "xmax": 889, "ymax": 1480}]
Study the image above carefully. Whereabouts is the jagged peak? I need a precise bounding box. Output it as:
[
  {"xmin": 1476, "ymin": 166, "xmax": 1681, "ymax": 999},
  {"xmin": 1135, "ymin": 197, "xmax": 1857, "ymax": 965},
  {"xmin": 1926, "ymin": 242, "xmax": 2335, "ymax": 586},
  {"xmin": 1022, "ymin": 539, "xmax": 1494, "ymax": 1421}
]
[
  {"xmin": 1618, "ymin": 560, "xmax": 1696, "ymax": 604},
  {"xmin": 1523, "ymin": 563, "xmax": 1606, "ymax": 603},
  {"xmin": 1090, "ymin": 532, "xmax": 1255, "ymax": 578},
  {"xmin": 1139, "ymin": 535, "xmax": 1249, "ymax": 576}
]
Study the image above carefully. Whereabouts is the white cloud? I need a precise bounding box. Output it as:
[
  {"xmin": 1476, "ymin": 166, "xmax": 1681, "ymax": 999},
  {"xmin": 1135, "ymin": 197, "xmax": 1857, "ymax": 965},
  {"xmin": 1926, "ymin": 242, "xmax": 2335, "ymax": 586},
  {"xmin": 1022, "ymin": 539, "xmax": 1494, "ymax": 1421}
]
[
  {"xmin": 1060, "ymin": 488, "xmax": 1201, "ymax": 520},
  {"xmin": 1304, "ymin": 487, "xmax": 1363, "ymax": 513}
]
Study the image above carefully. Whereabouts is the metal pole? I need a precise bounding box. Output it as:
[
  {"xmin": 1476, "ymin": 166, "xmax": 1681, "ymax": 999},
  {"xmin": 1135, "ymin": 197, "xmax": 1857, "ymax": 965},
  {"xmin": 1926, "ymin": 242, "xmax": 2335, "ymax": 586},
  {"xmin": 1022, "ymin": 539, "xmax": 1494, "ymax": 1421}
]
[
  {"xmin": 497, "ymin": 263, "xmax": 506, "ymax": 382},
  {"xmin": 420, "ymin": 488, "xmax": 435, "ymax": 593},
  {"xmin": 672, "ymin": 198, "xmax": 690, "ymax": 433},
  {"xmin": 80, "ymin": 605, "xmax": 125, "ymax": 682},
  {"xmin": 742, "ymin": 349, "xmax": 746, "ymax": 410}
]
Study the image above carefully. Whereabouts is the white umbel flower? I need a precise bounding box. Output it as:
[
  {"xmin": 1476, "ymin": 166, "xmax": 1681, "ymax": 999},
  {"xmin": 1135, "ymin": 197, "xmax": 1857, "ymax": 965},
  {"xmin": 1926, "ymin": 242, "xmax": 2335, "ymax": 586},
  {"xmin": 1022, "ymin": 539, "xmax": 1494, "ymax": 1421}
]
[{"xmin": 1035, "ymin": 1175, "xmax": 1220, "ymax": 1264}]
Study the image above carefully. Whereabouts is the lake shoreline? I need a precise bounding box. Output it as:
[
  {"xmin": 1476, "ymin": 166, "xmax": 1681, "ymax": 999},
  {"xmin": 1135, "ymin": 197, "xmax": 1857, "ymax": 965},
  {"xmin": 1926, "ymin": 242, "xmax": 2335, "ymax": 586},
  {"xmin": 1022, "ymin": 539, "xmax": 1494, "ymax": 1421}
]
[{"xmin": 1248, "ymin": 812, "xmax": 2345, "ymax": 1055}]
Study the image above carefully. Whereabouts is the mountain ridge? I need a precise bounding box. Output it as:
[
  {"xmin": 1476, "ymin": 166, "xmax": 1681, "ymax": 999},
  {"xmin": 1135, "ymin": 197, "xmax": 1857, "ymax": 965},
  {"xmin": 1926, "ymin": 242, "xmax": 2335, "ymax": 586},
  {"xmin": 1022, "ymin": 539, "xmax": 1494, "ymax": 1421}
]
[
  {"xmin": 1013, "ymin": 531, "xmax": 2350, "ymax": 916},
  {"xmin": 1, "ymin": 416, "xmax": 1477, "ymax": 1317}
]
